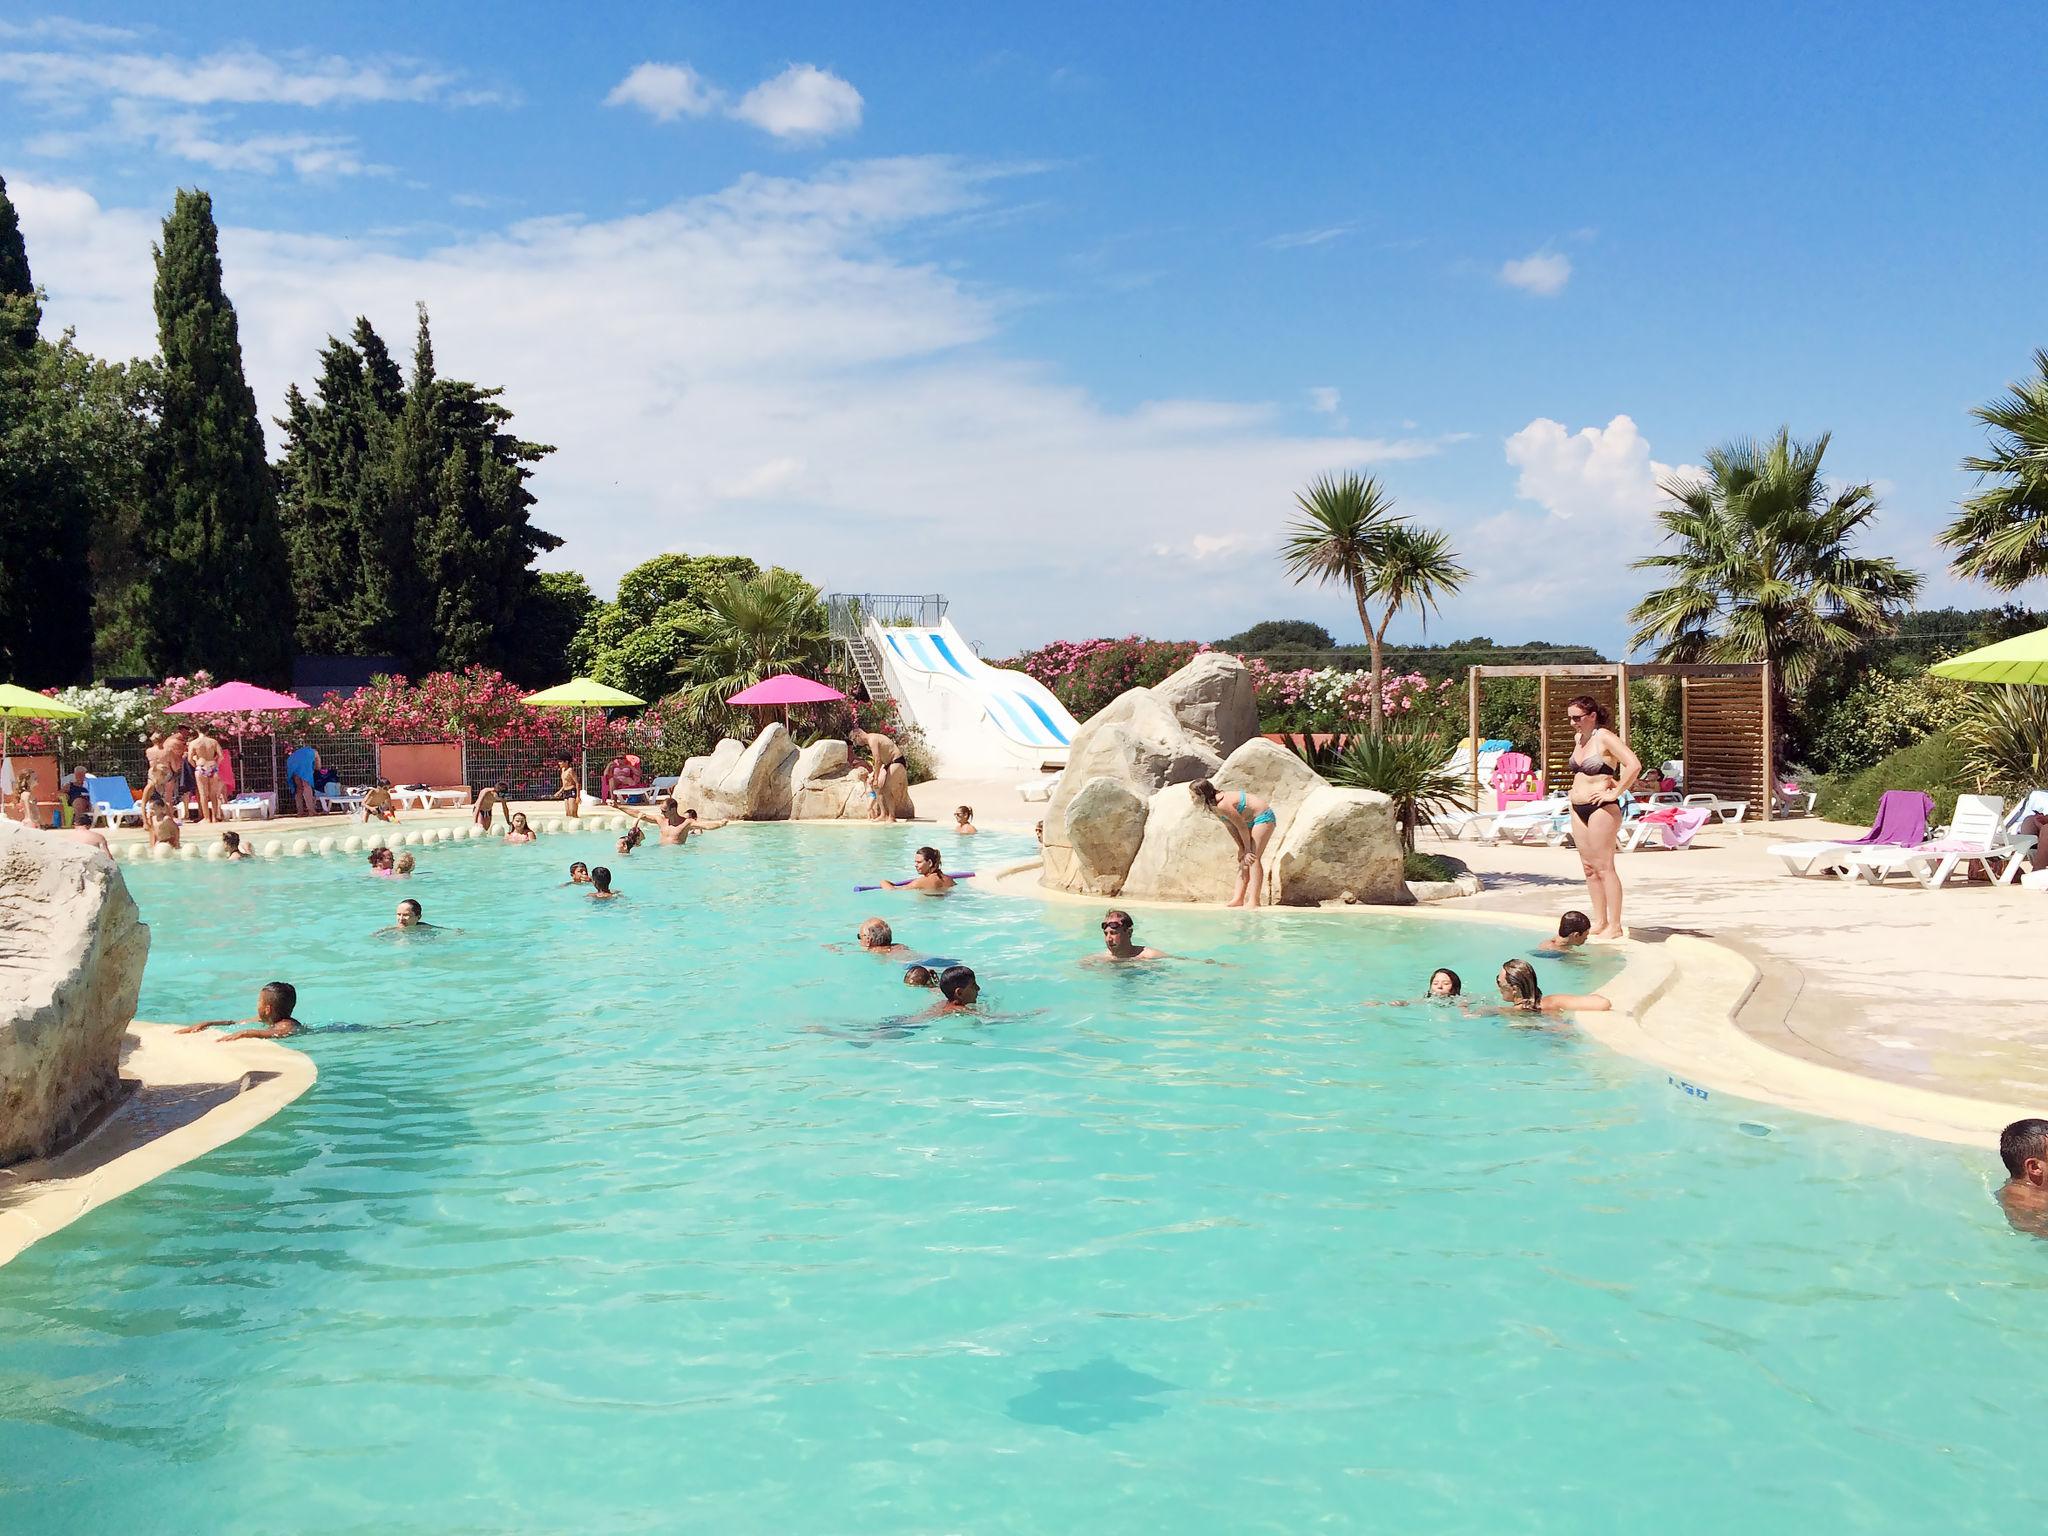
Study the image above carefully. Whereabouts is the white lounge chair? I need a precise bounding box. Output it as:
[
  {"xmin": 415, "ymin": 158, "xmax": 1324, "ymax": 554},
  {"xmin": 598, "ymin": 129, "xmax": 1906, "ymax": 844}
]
[
  {"xmin": 1682, "ymin": 793, "xmax": 1750, "ymax": 833},
  {"xmin": 316, "ymin": 786, "xmax": 366, "ymax": 816},
  {"xmin": 1017, "ymin": 771, "xmax": 1061, "ymax": 803},
  {"xmin": 1469, "ymin": 796, "xmax": 1572, "ymax": 846},
  {"xmin": 1835, "ymin": 795, "xmax": 2024, "ymax": 887},
  {"xmin": 222, "ymin": 791, "xmax": 274, "ymax": 821}
]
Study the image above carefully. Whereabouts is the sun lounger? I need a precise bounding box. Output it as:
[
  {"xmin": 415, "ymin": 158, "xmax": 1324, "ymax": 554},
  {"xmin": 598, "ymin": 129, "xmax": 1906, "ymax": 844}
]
[
  {"xmin": 1769, "ymin": 789, "xmax": 1934, "ymax": 876},
  {"xmin": 222, "ymin": 791, "xmax": 273, "ymax": 820},
  {"xmin": 1017, "ymin": 772, "xmax": 1062, "ymax": 802},
  {"xmin": 1682, "ymin": 793, "xmax": 1750, "ymax": 832},
  {"xmin": 1465, "ymin": 796, "xmax": 1571, "ymax": 846},
  {"xmin": 316, "ymin": 787, "xmax": 366, "ymax": 815},
  {"xmin": 1621, "ymin": 805, "xmax": 1711, "ymax": 851},
  {"xmin": 1835, "ymin": 795, "xmax": 2024, "ymax": 887},
  {"xmin": 85, "ymin": 775, "xmax": 145, "ymax": 828}
]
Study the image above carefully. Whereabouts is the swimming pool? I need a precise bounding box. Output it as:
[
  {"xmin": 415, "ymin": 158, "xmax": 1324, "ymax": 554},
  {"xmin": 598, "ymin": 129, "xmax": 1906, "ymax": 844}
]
[{"xmin": 2, "ymin": 825, "xmax": 2042, "ymax": 1532}]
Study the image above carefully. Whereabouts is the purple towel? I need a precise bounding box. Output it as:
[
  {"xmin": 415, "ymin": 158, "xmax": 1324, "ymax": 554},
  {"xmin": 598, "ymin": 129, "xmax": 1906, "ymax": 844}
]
[{"xmin": 1839, "ymin": 789, "xmax": 1934, "ymax": 847}]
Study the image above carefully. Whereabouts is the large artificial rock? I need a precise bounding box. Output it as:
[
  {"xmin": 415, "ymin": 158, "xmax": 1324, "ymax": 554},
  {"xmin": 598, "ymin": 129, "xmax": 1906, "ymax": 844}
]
[
  {"xmin": 674, "ymin": 738, "xmax": 745, "ymax": 813},
  {"xmin": 789, "ymin": 739, "xmax": 867, "ymax": 820},
  {"xmin": 718, "ymin": 722, "xmax": 800, "ymax": 820},
  {"xmin": 1117, "ymin": 783, "xmax": 1244, "ymax": 903},
  {"xmin": 1, "ymin": 821, "xmax": 151, "ymax": 1164},
  {"xmin": 1213, "ymin": 737, "xmax": 1323, "ymax": 826},
  {"xmin": 1040, "ymin": 690, "xmax": 1219, "ymax": 891},
  {"xmin": 1152, "ymin": 651, "xmax": 1259, "ymax": 758},
  {"xmin": 1062, "ymin": 778, "xmax": 1150, "ymax": 895},
  {"xmin": 1272, "ymin": 786, "xmax": 1408, "ymax": 906}
]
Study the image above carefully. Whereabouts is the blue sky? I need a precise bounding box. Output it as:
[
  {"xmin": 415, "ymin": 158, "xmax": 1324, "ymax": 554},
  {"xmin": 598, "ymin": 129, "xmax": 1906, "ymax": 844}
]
[{"xmin": 3, "ymin": 4, "xmax": 2042, "ymax": 655}]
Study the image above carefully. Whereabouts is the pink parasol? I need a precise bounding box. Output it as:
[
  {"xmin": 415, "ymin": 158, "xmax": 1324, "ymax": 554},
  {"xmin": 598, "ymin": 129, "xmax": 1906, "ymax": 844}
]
[
  {"xmin": 164, "ymin": 680, "xmax": 309, "ymax": 806},
  {"xmin": 164, "ymin": 681, "xmax": 309, "ymax": 715},
  {"xmin": 726, "ymin": 674, "xmax": 847, "ymax": 706}
]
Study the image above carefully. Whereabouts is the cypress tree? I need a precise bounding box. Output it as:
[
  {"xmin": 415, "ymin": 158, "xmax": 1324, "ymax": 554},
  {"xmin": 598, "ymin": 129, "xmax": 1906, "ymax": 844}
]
[
  {"xmin": 142, "ymin": 189, "xmax": 295, "ymax": 681},
  {"xmin": 0, "ymin": 173, "xmax": 94, "ymax": 684}
]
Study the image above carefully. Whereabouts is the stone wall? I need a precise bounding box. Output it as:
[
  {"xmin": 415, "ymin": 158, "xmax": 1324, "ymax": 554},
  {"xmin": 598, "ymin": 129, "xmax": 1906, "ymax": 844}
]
[{"xmin": 0, "ymin": 820, "xmax": 151, "ymax": 1164}]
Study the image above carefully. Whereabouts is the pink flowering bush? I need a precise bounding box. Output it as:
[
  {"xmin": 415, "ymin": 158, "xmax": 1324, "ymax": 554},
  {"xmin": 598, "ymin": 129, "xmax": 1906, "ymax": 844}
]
[
  {"xmin": 312, "ymin": 667, "xmax": 633, "ymax": 754},
  {"xmin": 1004, "ymin": 637, "xmax": 1209, "ymax": 720}
]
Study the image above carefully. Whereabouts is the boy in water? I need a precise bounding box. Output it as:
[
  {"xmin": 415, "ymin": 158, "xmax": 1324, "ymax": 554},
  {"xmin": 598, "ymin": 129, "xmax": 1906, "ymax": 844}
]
[
  {"xmin": 1085, "ymin": 909, "xmax": 1169, "ymax": 963},
  {"xmin": 930, "ymin": 965, "xmax": 979, "ymax": 1012},
  {"xmin": 177, "ymin": 980, "xmax": 303, "ymax": 1040},
  {"xmin": 566, "ymin": 861, "xmax": 592, "ymax": 885},
  {"xmin": 361, "ymin": 780, "xmax": 398, "ymax": 823},
  {"xmin": 590, "ymin": 866, "xmax": 620, "ymax": 900},
  {"xmin": 1538, "ymin": 911, "xmax": 1593, "ymax": 954},
  {"xmin": 903, "ymin": 965, "xmax": 938, "ymax": 987},
  {"xmin": 1998, "ymin": 1119, "xmax": 2048, "ymax": 1238}
]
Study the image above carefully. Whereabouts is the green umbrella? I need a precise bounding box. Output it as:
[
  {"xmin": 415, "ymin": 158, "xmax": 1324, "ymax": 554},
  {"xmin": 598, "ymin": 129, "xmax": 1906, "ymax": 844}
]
[
  {"xmin": 1929, "ymin": 626, "xmax": 2048, "ymax": 686},
  {"xmin": 0, "ymin": 685, "xmax": 86, "ymax": 813},
  {"xmin": 522, "ymin": 678, "xmax": 646, "ymax": 798}
]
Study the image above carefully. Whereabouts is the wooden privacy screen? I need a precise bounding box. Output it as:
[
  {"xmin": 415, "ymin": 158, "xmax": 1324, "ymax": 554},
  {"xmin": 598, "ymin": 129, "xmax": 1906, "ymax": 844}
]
[
  {"xmin": 1540, "ymin": 676, "xmax": 1620, "ymax": 793},
  {"xmin": 1679, "ymin": 676, "xmax": 1768, "ymax": 817},
  {"xmin": 377, "ymin": 742, "xmax": 465, "ymax": 787}
]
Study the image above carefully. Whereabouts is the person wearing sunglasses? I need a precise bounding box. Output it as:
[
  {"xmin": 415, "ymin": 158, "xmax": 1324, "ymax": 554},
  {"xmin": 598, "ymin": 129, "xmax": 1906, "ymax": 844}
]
[
  {"xmin": 1563, "ymin": 694, "xmax": 1641, "ymax": 941},
  {"xmin": 1086, "ymin": 909, "xmax": 1169, "ymax": 963}
]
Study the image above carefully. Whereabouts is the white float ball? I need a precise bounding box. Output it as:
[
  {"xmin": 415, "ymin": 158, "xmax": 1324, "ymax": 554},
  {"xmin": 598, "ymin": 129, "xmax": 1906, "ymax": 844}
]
[
  {"xmin": 405, "ymin": 830, "xmax": 423, "ymax": 847},
  {"xmin": 150, "ymin": 843, "xmax": 172, "ymax": 860},
  {"xmin": 179, "ymin": 843, "xmax": 197, "ymax": 859},
  {"xmin": 262, "ymin": 839, "xmax": 283, "ymax": 857},
  {"xmin": 344, "ymin": 835, "xmax": 363, "ymax": 854},
  {"xmin": 289, "ymin": 838, "xmax": 309, "ymax": 856}
]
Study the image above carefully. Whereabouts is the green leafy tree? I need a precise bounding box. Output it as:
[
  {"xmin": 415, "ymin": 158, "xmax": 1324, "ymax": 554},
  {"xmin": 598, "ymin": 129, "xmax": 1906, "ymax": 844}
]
[
  {"xmin": 0, "ymin": 171, "xmax": 38, "ymax": 351},
  {"xmin": 502, "ymin": 570, "xmax": 597, "ymax": 687},
  {"xmin": 1216, "ymin": 618, "xmax": 1336, "ymax": 654},
  {"xmin": 142, "ymin": 188, "xmax": 295, "ymax": 680},
  {"xmin": 1955, "ymin": 685, "xmax": 2048, "ymax": 793},
  {"xmin": 567, "ymin": 552, "xmax": 762, "ymax": 700},
  {"xmin": 1942, "ymin": 350, "xmax": 2048, "ymax": 593},
  {"xmin": 1628, "ymin": 429, "xmax": 1921, "ymax": 724},
  {"xmin": 1280, "ymin": 473, "xmax": 1468, "ymax": 738}
]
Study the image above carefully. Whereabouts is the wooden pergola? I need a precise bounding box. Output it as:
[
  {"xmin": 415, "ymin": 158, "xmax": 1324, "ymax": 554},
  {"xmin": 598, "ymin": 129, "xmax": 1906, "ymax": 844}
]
[{"xmin": 1464, "ymin": 662, "xmax": 1774, "ymax": 822}]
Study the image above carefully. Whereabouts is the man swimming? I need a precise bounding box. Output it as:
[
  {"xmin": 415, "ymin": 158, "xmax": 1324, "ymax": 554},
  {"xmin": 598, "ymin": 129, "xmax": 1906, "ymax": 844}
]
[
  {"xmin": 621, "ymin": 799, "xmax": 690, "ymax": 844},
  {"xmin": 1085, "ymin": 909, "xmax": 1169, "ymax": 963},
  {"xmin": 855, "ymin": 917, "xmax": 910, "ymax": 957},
  {"xmin": 1997, "ymin": 1118, "xmax": 2048, "ymax": 1238}
]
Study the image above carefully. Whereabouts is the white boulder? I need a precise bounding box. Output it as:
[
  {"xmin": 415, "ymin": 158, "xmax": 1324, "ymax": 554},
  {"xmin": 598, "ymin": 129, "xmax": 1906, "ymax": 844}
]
[
  {"xmin": 1061, "ymin": 778, "xmax": 1151, "ymax": 895},
  {"xmin": 1272, "ymin": 786, "xmax": 1408, "ymax": 906},
  {"xmin": 1151, "ymin": 651, "xmax": 1260, "ymax": 758},
  {"xmin": 0, "ymin": 821, "xmax": 150, "ymax": 1164}
]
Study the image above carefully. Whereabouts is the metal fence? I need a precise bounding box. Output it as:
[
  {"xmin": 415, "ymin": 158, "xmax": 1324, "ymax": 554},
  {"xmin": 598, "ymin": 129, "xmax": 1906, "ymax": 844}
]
[{"xmin": 825, "ymin": 593, "xmax": 947, "ymax": 642}]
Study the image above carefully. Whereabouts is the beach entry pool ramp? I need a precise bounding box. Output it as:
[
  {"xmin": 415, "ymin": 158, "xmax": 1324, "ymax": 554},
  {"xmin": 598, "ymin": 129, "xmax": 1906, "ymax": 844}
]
[{"xmin": 867, "ymin": 616, "xmax": 1079, "ymax": 777}]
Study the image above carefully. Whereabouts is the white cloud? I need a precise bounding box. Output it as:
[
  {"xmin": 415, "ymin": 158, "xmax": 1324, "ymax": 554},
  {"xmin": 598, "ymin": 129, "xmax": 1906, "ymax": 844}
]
[
  {"xmin": 28, "ymin": 100, "xmax": 385, "ymax": 178},
  {"xmin": 1262, "ymin": 223, "xmax": 1352, "ymax": 251},
  {"xmin": 604, "ymin": 62, "xmax": 720, "ymax": 122},
  {"xmin": 10, "ymin": 161, "xmax": 1450, "ymax": 651},
  {"xmin": 1505, "ymin": 415, "xmax": 1697, "ymax": 524},
  {"xmin": 1308, "ymin": 387, "xmax": 1341, "ymax": 415},
  {"xmin": 0, "ymin": 18, "xmax": 143, "ymax": 43},
  {"xmin": 1498, "ymin": 249, "xmax": 1571, "ymax": 297},
  {"xmin": 731, "ymin": 64, "xmax": 862, "ymax": 140},
  {"xmin": 0, "ymin": 46, "xmax": 455, "ymax": 107}
]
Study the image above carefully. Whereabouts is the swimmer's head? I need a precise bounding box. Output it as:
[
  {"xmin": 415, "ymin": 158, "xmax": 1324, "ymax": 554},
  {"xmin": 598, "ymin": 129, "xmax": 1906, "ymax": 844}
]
[
  {"xmin": 221, "ymin": 831, "xmax": 240, "ymax": 851},
  {"xmin": 1558, "ymin": 910, "xmax": 1592, "ymax": 942},
  {"xmin": 394, "ymin": 852, "xmax": 415, "ymax": 875},
  {"xmin": 859, "ymin": 917, "xmax": 894, "ymax": 947},
  {"xmin": 2001, "ymin": 1119, "xmax": 2048, "ymax": 1184},
  {"xmin": 955, "ymin": 805, "xmax": 973, "ymax": 823},
  {"xmin": 1101, "ymin": 910, "xmax": 1134, "ymax": 948},
  {"xmin": 257, "ymin": 980, "xmax": 296, "ymax": 1021},
  {"xmin": 938, "ymin": 964, "xmax": 978, "ymax": 1005},
  {"xmin": 591, "ymin": 866, "xmax": 613, "ymax": 893},
  {"xmin": 395, "ymin": 899, "xmax": 422, "ymax": 928},
  {"xmin": 1429, "ymin": 968, "xmax": 1461, "ymax": 998},
  {"xmin": 569, "ymin": 862, "xmax": 590, "ymax": 882},
  {"xmin": 682, "ymin": 808, "xmax": 699, "ymax": 823},
  {"xmin": 368, "ymin": 847, "xmax": 393, "ymax": 869},
  {"xmin": 511, "ymin": 813, "xmax": 531, "ymax": 833},
  {"xmin": 1496, "ymin": 957, "xmax": 1542, "ymax": 1008},
  {"xmin": 903, "ymin": 965, "xmax": 937, "ymax": 987},
  {"xmin": 914, "ymin": 846, "xmax": 942, "ymax": 875},
  {"xmin": 1034, "ymin": 820, "xmax": 1044, "ymax": 844}
]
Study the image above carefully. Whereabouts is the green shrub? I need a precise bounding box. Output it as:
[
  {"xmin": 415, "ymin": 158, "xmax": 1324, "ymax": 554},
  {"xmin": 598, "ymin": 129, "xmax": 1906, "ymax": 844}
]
[
  {"xmin": 1324, "ymin": 731, "xmax": 1470, "ymax": 852},
  {"xmin": 1955, "ymin": 685, "xmax": 2048, "ymax": 793},
  {"xmin": 1803, "ymin": 670, "xmax": 1971, "ymax": 775},
  {"xmin": 1404, "ymin": 850, "xmax": 1459, "ymax": 882},
  {"xmin": 1811, "ymin": 731, "xmax": 1967, "ymax": 829}
]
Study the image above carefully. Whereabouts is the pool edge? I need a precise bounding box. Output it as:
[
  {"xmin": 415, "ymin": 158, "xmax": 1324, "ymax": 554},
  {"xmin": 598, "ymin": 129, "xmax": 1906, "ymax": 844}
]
[{"xmin": 0, "ymin": 1024, "xmax": 317, "ymax": 1269}]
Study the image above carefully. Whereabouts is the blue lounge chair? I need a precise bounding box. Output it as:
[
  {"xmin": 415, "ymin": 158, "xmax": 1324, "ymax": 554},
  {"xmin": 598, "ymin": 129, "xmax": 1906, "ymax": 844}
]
[{"xmin": 87, "ymin": 775, "xmax": 145, "ymax": 828}]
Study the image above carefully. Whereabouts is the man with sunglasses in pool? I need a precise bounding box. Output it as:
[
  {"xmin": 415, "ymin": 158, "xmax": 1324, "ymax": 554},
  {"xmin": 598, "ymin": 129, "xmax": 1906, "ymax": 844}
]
[{"xmin": 1086, "ymin": 909, "xmax": 1170, "ymax": 964}]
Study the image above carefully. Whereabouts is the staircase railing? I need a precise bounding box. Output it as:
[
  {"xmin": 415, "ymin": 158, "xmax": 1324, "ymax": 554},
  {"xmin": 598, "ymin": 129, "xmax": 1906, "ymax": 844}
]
[{"xmin": 825, "ymin": 593, "xmax": 946, "ymax": 703}]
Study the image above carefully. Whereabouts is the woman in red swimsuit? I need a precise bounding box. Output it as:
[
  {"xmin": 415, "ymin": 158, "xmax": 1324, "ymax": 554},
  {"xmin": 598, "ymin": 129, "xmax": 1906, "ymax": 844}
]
[{"xmin": 1564, "ymin": 695, "xmax": 1641, "ymax": 940}]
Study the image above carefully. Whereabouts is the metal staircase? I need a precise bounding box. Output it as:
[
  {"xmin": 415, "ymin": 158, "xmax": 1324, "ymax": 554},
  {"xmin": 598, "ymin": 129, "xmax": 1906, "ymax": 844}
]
[{"xmin": 825, "ymin": 592, "xmax": 946, "ymax": 704}]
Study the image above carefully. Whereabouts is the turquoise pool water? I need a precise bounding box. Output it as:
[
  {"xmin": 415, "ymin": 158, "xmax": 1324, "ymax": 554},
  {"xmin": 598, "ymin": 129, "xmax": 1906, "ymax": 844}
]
[{"xmin": 2, "ymin": 825, "xmax": 2043, "ymax": 1532}]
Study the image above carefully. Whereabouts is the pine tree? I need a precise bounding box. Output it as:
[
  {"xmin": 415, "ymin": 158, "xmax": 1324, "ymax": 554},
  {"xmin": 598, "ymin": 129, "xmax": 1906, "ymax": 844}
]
[
  {"xmin": 0, "ymin": 171, "xmax": 40, "ymax": 350},
  {"xmin": 143, "ymin": 189, "xmax": 295, "ymax": 680}
]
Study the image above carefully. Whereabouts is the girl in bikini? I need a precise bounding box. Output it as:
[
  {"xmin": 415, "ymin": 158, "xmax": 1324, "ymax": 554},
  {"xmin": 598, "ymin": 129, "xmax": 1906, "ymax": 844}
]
[
  {"xmin": 1563, "ymin": 695, "xmax": 1642, "ymax": 941},
  {"xmin": 1189, "ymin": 779, "xmax": 1277, "ymax": 908}
]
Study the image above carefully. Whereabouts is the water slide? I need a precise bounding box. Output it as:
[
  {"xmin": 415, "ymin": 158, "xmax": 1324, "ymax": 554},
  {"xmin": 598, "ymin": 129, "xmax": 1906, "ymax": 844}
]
[{"xmin": 867, "ymin": 617, "xmax": 1080, "ymax": 778}]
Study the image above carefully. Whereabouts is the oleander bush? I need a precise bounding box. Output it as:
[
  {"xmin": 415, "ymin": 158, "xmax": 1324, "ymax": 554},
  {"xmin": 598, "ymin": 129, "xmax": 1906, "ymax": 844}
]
[{"xmin": 1803, "ymin": 669, "xmax": 1972, "ymax": 775}]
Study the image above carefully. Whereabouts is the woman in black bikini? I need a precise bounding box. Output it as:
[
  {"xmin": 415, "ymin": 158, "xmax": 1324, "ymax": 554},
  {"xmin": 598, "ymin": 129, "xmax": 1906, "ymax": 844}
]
[{"xmin": 1563, "ymin": 694, "xmax": 1641, "ymax": 941}]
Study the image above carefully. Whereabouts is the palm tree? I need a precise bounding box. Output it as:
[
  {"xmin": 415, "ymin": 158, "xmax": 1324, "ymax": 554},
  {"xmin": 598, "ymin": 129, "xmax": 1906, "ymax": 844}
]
[
  {"xmin": 676, "ymin": 567, "xmax": 832, "ymax": 726},
  {"xmin": 1324, "ymin": 730, "xmax": 1471, "ymax": 852},
  {"xmin": 1628, "ymin": 429, "xmax": 1921, "ymax": 717},
  {"xmin": 1280, "ymin": 474, "xmax": 1468, "ymax": 737},
  {"xmin": 1941, "ymin": 348, "xmax": 2048, "ymax": 591}
]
